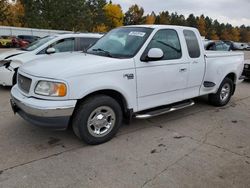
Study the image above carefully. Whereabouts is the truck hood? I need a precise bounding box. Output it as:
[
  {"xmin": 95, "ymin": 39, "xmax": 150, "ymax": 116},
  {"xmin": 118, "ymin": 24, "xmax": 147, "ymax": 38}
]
[
  {"xmin": 20, "ymin": 52, "xmax": 134, "ymax": 79},
  {"xmin": 0, "ymin": 49, "xmax": 25, "ymax": 60}
]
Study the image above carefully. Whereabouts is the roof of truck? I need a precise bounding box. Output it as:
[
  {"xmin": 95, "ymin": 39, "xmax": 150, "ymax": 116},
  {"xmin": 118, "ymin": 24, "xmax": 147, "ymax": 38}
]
[{"xmin": 123, "ymin": 24, "xmax": 199, "ymax": 31}]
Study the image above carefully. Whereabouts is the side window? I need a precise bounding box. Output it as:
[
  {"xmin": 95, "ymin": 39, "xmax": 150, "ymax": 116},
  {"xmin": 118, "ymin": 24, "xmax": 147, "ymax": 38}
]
[
  {"xmin": 208, "ymin": 43, "xmax": 216, "ymax": 51},
  {"xmin": 51, "ymin": 38, "xmax": 75, "ymax": 53},
  {"xmin": 183, "ymin": 30, "xmax": 201, "ymax": 58},
  {"xmin": 78, "ymin": 38, "xmax": 99, "ymax": 51},
  {"xmin": 216, "ymin": 44, "xmax": 224, "ymax": 51},
  {"xmin": 143, "ymin": 29, "xmax": 182, "ymax": 60},
  {"xmin": 223, "ymin": 43, "xmax": 230, "ymax": 51}
]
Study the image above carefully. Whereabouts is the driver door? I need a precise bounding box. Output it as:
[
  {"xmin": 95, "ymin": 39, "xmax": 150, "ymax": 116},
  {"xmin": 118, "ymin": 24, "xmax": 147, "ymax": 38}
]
[{"xmin": 135, "ymin": 29, "xmax": 189, "ymax": 111}]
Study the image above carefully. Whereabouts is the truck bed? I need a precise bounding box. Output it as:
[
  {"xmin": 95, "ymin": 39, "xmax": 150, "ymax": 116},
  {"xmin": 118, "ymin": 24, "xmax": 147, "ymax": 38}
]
[
  {"xmin": 205, "ymin": 50, "xmax": 244, "ymax": 58},
  {"xmin": 200, "ymin": 50, "xmax": 245, "ymax": 96}
]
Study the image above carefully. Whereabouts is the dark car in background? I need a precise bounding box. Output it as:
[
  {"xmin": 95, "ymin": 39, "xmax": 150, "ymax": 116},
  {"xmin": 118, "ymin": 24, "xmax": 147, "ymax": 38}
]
[
  {"xmin": 12, "ymin": 35, "xmax": 40, "ymax": 48},
  {"xmin": 223, "ymin": 41, "xmax": 238, "ymax": 50},
  {"xmin": 206, "ymin": 41, "xmax": 232, "ymax": 51}
]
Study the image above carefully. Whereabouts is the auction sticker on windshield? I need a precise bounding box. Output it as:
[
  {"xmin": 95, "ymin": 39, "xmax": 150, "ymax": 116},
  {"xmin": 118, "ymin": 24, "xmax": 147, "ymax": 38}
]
[{"xmin": 129, "ymin": 31, "xmax": 146, "ymax": 37}]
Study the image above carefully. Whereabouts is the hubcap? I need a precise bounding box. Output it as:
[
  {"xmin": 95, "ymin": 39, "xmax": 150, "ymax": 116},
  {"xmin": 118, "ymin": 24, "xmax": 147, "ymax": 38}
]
[
  {"xmin": 220, "ymin": 83, "xmax": 231, "ymax": 102},
  {"xmin": 87, "ymin": 106, "xmax": 116, "ymax": 137}
]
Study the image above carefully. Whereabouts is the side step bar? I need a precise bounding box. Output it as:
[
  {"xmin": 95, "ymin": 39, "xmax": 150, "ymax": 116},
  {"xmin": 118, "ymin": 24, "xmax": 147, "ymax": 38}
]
[{"xmin": 135, "ymin": 100, "xmax": 195, "ymax": 119}]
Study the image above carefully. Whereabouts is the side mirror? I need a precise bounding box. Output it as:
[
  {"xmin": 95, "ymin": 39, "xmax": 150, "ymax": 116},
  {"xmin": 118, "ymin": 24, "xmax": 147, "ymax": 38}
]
[
  {"xmin": 147, "ymin": 48, "xmax": 164, "ymax": 61},
  {"xmin": 46, "ymin": 47, "xmax": 56, "ymax": 54}
]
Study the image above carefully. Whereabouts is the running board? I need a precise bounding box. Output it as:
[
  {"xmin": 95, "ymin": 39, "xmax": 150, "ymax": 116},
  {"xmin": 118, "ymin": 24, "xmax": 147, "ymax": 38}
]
[{"xmin": 135, "ymin": 100, "xmax": 195, "ymax": 119}]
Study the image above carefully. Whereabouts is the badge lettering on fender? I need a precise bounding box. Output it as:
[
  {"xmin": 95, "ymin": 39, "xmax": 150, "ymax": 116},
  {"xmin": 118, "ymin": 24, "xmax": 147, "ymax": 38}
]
[{"xmin": 123, "ymin": 74, "xmax": 134, "ymax": 80}]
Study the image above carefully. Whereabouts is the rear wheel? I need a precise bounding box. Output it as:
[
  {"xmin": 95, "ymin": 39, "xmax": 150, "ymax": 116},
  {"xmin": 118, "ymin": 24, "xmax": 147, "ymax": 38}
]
[
  {"xmin": 72, "ymin": 95, "xmax": 123, "ymax": 145},
  {"xmin": 208, "ymin": 78, "xmax": 233, "ymax": 107}
]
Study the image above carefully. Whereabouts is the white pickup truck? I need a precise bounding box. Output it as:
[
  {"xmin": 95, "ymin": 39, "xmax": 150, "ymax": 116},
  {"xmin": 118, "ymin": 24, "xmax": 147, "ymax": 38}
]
[{"xmin": 11, "ymin": 25, "xmax": 244, "ymax": 145}]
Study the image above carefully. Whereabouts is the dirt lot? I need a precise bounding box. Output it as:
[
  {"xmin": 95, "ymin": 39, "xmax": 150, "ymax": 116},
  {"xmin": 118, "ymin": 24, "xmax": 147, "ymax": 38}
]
[{"xmin": 0, "ymin": 49, "xmax": 250, "ymax": 188}]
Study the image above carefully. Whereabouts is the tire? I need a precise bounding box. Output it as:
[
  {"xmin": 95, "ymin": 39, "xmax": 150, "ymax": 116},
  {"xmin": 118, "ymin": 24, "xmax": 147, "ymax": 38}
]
[
  {"xmin": 208, "ymin": 78, "xmax": 233, "ymax": 107},
  {"xmin": 72, "ymin": 95, "xmax": 123, "ymax": 145}
]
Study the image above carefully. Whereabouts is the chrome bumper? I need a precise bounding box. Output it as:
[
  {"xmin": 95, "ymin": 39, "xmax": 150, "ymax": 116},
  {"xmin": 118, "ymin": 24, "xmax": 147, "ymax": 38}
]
[{"xmin": 11, "ymin": 85, "xmax": 77, "ymax": 129}]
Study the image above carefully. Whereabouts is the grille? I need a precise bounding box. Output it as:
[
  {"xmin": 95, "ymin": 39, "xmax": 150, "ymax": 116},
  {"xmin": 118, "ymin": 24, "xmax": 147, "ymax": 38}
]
[{"xmin": 18, "ymin": 74, "xmax": 32, "ymax": 93}]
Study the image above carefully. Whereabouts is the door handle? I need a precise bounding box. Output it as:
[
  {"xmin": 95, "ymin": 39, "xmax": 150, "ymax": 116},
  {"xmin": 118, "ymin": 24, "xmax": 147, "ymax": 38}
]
[
  {"xmin": 193, "ymin": 61, "xmax": 199, "ymax": 64},
  {"xmin": 179, "ymin": 68, "xmax": 187, "ymax": 72}
]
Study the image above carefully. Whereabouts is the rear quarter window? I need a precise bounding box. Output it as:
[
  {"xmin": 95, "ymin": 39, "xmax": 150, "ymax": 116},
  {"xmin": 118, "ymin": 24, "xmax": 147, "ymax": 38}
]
[{"xmin": 183, "ymin": 30, "xmax": 201, "ymax": 58}]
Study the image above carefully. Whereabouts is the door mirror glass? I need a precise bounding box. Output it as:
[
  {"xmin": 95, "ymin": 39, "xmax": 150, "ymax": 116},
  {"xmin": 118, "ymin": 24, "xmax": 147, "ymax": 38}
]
[
  {"xmin": 147, "ymin": 48, "xmax": 164, "ymax": 61},
  {"xmin": 46, "ymin": 47, "xmax": 56, "ymax": 54}
]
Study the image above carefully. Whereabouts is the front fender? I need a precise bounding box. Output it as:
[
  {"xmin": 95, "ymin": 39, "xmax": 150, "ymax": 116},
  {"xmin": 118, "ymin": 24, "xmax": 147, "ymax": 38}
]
[{"xmin": 68, "ymin": 70, "xmax": 137, "ymax": 111}]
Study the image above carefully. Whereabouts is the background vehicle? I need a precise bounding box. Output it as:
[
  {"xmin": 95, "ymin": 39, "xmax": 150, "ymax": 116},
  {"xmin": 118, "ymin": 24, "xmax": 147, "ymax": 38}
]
[
  {"xmin": 247, "ymin": 43, "xmax": 250, "ymax": 51},
  {"xmin": 12, "ymin": 35, "xmax": 40, "ymax": 48},
  {"xmin": 0, "ymin": 35, "xmax": 15, "ymax": 48},
  {"xmin": 206, "ymin": 41, "xmax": 232, "ymax": 51},
  {"xmin": 242, "ymin": 60, "xmax": 250, "ymax": 79},
  {"xmin": 233, "ymin": 42, "xmax": 249, "ymax": 50},
  {"xmin": 0, "ymin": 33, "xmax": 103, "ymax": 86},
  {"xmin": 11, "ymin": 25, "xmax": 244, "ymax": 145}
]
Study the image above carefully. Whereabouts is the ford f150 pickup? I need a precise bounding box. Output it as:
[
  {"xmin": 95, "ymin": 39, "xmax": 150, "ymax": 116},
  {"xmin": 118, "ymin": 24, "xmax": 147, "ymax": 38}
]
[{"xmin": 11, "ymin": 25, "xmax": 245, "ymax": 145}]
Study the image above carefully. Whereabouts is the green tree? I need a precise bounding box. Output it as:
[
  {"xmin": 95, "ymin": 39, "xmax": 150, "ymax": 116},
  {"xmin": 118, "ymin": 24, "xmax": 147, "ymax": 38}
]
[
  {"xmin": 240, "ymin": 25, "xmax": 250, "ymax": 42},
  {"xmin": 6, "ymin": 0, "xmax": 24, "ymax": 27},
  {"xmin": 0, "ymin": 0, "xmax": 9, "ymax": 25},
  {"xmin": 230, "ymin": 28, "xmax": 240, "ymax": 42},
  {"xmin": 155, "ymin": 11, "xmax": 170, "ymax": 25},
  {"xmin": 170, "ymin": 12, "xmax": 186, "ymax": 25},
  {"xmin": 86, "ymin": 0, "xmax": 107, "ymax": 31},
  {"xmin": 220, "ymin": 29, "xmax": 230, "ymax": 40},
  {"xmin": 186, "ymin": 14, "xmax": 197, "ymax": 27},
  {"xmin": 197, "ymin": 15, "xmax": 207, "ymax": 36},
  {"xmin": 209, "ymin": 30, "xmax": 219, "ymax": 40},
  {"xmin": 144, "ymin": 11, "xmax": 156, "ymax": 24},
  {"xmin": 103, "ymin": 2, "xmax": 124, "ymax": 30},
  {"xmin": 21, "ymin": 0, "xmax": 88, "ymax": 31},
  {"xmin": 124, "ymin": 4, "xmax": 144, "ymax": 25}
]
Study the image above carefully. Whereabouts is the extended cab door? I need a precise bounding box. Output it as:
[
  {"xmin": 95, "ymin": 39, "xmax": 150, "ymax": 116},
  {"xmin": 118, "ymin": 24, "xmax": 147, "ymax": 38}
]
[
  {"xmin": 183, "ymin": 30, "xmax": 205, "ymax": 98},
  {"xmin": 135, "ymin": 29, "xmax": 189, "ymax": 111}
]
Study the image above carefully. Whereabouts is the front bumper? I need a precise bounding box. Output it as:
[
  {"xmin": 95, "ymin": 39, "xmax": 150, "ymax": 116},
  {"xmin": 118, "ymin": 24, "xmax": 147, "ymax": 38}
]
[{"xmin": 10, "ymin": 85, "xmax": 77, "ymax": 129}]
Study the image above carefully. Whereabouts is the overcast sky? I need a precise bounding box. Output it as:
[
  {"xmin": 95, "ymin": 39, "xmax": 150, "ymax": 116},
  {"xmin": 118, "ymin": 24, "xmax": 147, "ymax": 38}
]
[{"xmin": 112, "ymin": 0, "xmax": 250, "ymax": 26}]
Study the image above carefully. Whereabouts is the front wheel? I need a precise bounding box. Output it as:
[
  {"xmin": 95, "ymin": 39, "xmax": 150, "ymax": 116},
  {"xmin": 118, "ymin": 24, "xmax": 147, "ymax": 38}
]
[
  {"xmin": 72, "ymin": 95, "xmax": 123, "ymax": 145},
  {"xmin": 208, "ymin": 78, "xmax": 233, "ymax": 107}
]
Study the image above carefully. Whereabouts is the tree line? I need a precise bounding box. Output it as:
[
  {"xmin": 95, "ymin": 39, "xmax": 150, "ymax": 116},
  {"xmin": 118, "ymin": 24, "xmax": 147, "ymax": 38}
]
[{"xmin": 0, "ymin": 0, "xmax": 249, "ymax": 42}]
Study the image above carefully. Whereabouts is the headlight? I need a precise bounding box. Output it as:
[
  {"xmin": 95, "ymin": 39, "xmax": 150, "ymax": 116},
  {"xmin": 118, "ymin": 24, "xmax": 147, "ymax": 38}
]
[
  {"xmin": 245, "ymin": 64, "xmax": 249, "ymax": 69},
  {"xmin": 35, "ymin": 81, "xmax": 67, "ymax": 97}
]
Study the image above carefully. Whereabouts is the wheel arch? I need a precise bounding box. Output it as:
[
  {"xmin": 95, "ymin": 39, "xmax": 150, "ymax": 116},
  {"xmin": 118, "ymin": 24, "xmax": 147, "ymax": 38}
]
[
  {"xmin": 224, "ymin": 72, "xmax": 237, "ymax": 95},
  {"xmin": 225, "ymin": 72, "xmax": 237, "ymax": 83},
  {"xmin": 74, "ymin": 89, "xmax": 131, "ymax": 118}
]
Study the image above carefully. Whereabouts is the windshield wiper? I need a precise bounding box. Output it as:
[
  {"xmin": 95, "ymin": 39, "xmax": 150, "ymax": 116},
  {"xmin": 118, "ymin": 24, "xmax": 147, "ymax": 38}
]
[{"xmin": 91, "ymin": 48, "xmax": 113, "ymax": 57}]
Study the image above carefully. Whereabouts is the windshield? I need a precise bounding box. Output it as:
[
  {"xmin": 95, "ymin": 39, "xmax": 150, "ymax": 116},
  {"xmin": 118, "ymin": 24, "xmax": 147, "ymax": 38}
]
[
  {"xmin": 22, "ymin": 36, "xmax": 56, "ymax": 51},
  {"xmin": 87, "ymin": 27, "xmax": 153, "ymax": 58}
]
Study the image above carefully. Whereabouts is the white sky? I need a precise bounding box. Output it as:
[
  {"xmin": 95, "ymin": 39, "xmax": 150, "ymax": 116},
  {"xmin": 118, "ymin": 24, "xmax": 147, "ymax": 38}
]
[{"xmin": 112, "ymin": 0, "xmax": 250, "ymax": 26}]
